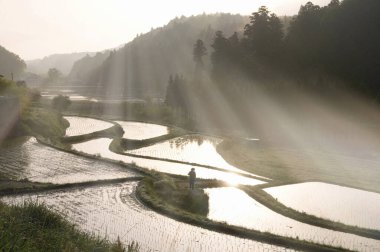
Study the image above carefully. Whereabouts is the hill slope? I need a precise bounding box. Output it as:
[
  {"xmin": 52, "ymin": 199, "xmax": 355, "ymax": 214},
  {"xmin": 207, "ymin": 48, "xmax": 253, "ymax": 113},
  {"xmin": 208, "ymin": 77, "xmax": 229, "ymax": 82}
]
[
  {"xmin": 26, "ymin": 52, "xmax": 93, "ymax": 76},
  {"xmin": 69, "ymin": 13, "xmax": 248, "ymax": 98},
  {"xmin": 0, "ymin": 45, "xmax": 26, "ymax": 79}
]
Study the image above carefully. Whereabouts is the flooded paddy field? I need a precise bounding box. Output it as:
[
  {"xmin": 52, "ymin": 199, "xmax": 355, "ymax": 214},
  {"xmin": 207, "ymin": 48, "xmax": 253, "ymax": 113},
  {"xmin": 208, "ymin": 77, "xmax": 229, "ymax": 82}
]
[
  {"xmin": 206, "ymin": 187, "xmax": 380, "ymax": 251},
  {"xmin": 265, "ymin": 182, "xmax": 380, "ymax": 231},
  {"xmin": 126, "ymin": 134, "xmax": 256, "ymax": 176},
  {"xmin": 64, "ymin": 116, "xmax": 114, "ymax": 136},
  {"xmin": 73, "ymin": 138, "xmax": 265, "ymax": 186},
  {"xmin": 115, "ymin": 121, "xmax": 169, "ymax": 140},
  {"xmin": 1, "ymin": 182, "xmax": 294, "ymax": 252},
  {"xmin": 3, "ymin": 115, "xmax": 377, "ymax": 251},
  {"xmin": 0, "ymin": 138, "xmax": 138, "ymax": 184}
]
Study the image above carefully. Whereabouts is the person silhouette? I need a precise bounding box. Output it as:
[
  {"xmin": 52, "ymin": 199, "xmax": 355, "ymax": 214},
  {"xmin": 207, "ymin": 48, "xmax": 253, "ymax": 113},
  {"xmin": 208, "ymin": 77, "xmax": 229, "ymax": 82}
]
[{"xmin": 188, "ymin": 168, "xmax": 196, "ymax": 190}]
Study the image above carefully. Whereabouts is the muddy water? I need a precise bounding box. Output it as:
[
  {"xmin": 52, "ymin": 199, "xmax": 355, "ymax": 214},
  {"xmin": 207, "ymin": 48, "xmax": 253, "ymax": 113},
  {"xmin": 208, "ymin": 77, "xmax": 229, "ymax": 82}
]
[
  {"xmin": 265, "ymin": 182, "xmax": 380, "ymax": 231},
  {"xmin": 205, "ymin": 187, "xmax": 380, "ymax": 251},
  {"xmin": 1, "ymin": 183, "xmax": 293, "ymax": 252},
  {"xmin": 127, "ymin": 134, "xmax": 262, "ymax": 177},
  {"xmin": 115, "ymin": 121, "xmax": 169, "ymax": 140},
  {"xmin": 64, "ymin": 116, "xmax": 114, "ymax": 136},
  {"xmin": 0, "ymin": 138, "xmax": 138, "ymax": 184},
  {"xmin": 72, "ymin": 138, "xmax": 265, "ymax": 186}
]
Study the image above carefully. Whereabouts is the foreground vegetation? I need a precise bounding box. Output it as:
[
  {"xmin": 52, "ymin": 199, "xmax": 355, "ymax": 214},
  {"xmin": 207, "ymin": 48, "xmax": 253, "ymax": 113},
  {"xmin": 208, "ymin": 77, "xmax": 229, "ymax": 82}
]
[
  {"xmin": 0, "ymin": 201, "xmax": 139, "ymax": 252},
  {"xmin": 0, "ymin": 78, "xmax": 68, "ymax": 146}
]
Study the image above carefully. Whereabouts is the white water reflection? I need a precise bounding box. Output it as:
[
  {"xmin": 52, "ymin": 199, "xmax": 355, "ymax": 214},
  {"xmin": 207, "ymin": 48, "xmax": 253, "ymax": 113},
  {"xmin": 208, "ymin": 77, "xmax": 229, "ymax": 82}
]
[
  {"xmin": 64, "ymin": 116, "xmax": 114, "ymax": 137},
  {"xmin": 1, "ymin": 183, "xmax": 292, "ymax": 252},
  {"xmin": 265, "ymin": 182, "xmax": 380, "ymax": 231},
  {"xmin": 205, "ymin": 187, "xmax": 380, "ymax": 251},
  {"xmin": 72, "ymin": 138, "xmax": 264, "ymax": 186},
  {"xmin": 127, "ymin": 135, "xmax": 257, "ymax": 176},
  {"xmin": 0, "ymin": 138, "xmax": 137, "ymax": 184},
  {"xmin": 115, "ymin": 121, "xmax": 169, "ymax": 140}
]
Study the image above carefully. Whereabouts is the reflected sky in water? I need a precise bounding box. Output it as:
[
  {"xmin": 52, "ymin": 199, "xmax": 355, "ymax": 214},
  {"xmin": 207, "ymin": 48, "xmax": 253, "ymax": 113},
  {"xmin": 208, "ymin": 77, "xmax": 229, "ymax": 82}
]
[
  {"xmin": 115, "ymin": 121, "xmax": 169, "ymax": 140},
  {"xmin": 65, "ymin": 116, "xmax": 114, "ymax": 137},
  {"xmin": 265, "ymin": 182, "xmax": 380, "ymax": 230},
  {"xmin": 205, "ymin": 187, "xmax": 380, "ymax": 251},
  {"xmin": 127, "ymin": 134, "xmax": 255, "ymax": 176},
  {"xmin": 73, "ymin": 138, "xmax": 264, "ymax": 186}
]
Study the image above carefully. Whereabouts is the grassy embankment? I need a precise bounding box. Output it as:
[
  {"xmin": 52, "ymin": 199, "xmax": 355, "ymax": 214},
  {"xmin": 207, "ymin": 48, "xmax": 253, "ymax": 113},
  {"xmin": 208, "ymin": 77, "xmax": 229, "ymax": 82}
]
[
  {"xmin": 0, "ymin": 201, "xmax": 139, "ymax": 252},
  {"xmin": 136, "ymin": 173, "xmax": 348, "ymax": 252},
  {"xmin": 0, "ymin": 78, "xmax": 69, "ymax": 147},
  {"xmin": 217, "ymin": 139, "xmax": 380, "ymax": 193}
]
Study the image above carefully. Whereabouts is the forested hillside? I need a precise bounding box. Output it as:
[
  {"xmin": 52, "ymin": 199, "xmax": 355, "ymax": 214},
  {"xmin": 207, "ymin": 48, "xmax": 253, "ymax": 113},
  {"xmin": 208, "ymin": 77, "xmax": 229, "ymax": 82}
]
[
  {"xmin": 0, "ymin": 45, "xmax": 26, "ymax": 79},
  {"xmin": 69, "ymin": 13, "xmax": 248, "ymax": 98},
  {"xmin": 68, "ymin": 51, "xmax": 110, "ymax": 84},
  {"xmin": 164, "ymin": 0, "xmax": 380, "ymax": 147}
]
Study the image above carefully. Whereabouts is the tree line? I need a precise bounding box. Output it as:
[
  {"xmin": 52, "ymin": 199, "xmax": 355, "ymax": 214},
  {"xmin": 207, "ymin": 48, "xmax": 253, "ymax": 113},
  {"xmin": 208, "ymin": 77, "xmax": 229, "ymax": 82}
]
[
  {"xmin": 210, "ymin": 0, "xmax": 380, "ymax": 95},
  {"xmin": 166, "ymin": 0, "xmax": 380, "ymax": 116}
]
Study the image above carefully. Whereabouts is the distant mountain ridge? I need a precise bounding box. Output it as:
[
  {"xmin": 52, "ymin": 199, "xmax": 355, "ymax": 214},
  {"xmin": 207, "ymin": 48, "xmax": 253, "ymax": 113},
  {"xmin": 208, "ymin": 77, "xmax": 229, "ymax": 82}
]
[
  {"xmin": 26, "ymin": 52, "xmax": 95, "ymax": 76},
  {"xmin": 69, "ymin": 13, "xmax": 249, "ymax": 98}
]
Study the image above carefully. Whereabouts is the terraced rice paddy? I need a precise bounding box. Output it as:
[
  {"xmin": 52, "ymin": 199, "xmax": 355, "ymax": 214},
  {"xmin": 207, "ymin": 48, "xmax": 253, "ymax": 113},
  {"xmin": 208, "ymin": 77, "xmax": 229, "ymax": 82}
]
[
  {"xmin": 0, "ymin": 138, "xmax": 137, "ymax": 184},
  {"xmin": 127, "ymin": 134, "xmax": 256, "ymax": 176},
  {"xmin": 1, "ymin": 183, "xmax": 293, "ymax": 252},
  {"xmin": 73, "ymin": 138, "xmax": 265, "ymax": 186},
  {"xmin": 3, "ymin": 115, "xmax": 379, "ymax": 251},
  {"xmin": 115, "ymin": 121, "xmax": 169, "ymax": 140},
  {"xmin": 205, "ymin": 187, "xmax": 380, "ymax": 251},
  {"xmin": 265, "ymin": 182, "xmax": 380, "ymax": 231},
  {"xmin": 64, "ymin": 116, "xmax": 114, "ymax": 136}
]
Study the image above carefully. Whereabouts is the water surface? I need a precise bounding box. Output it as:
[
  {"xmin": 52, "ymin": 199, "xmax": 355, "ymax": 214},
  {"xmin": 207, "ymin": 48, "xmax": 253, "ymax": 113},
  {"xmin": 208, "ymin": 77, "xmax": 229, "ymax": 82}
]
[
  {"xmin": 115, "ymin": 121, "xmax": 169, "ymax": 140},
  {"xmin": 1, "ymin": 183, "xmax": 291, "ymax": 252},
  {"xmin": 205, "ymin": 187, "xmax": 380, "ymax": 251},
  {"xmin": 73, "ymin": 138, "xmax": 264, "ymax": 186},
  {"xmin": 65, "ymin": 116, "xmax": 114, "ymax": 136},
  {"xmin": 265, "ymin": 182, "xmax": 380, "ymax": 230},
  {"xmin": 0, "ymin": 138, "xmax": 137, "ymax": 184},
  {"xmin": 127, "ymin": 135, "xmax": 257, "ymax": 176}
]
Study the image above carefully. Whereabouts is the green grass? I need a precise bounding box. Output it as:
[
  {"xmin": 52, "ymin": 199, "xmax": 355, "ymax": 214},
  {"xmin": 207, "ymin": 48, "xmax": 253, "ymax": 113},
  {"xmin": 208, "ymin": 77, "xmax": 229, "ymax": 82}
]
[
  {"xmin": 217, "ymin": 139, "xmax": 380, "ymax": 193},
  {"xmin": 0, "ymin": 79, "xmax": 69, "ymax": 144},
  {"xmin": 0, "ymin": 201, "xmax": 139, "ymax": 252},
  {"xmin": 143, "ymin": 173, "xmax": 209, "ymax": 216}
]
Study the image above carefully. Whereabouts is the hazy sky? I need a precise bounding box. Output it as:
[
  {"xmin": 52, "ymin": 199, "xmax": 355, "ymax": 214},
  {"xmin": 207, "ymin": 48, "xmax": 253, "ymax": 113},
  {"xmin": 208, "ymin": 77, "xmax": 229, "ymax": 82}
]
[{"xmin": 0, "ymin": 0, "xmax": 331, "ymax": 60}]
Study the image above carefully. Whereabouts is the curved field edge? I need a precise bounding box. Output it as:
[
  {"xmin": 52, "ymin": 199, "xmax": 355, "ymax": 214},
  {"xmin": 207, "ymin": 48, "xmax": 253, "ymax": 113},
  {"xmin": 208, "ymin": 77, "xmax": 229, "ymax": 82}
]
[
  {"xmin": 61, "ymin": 116, "xmax": 123, "ymax": 144},
  {"xmin": 0, "ymin": 201, "xmax": 139, "ymax": 252},
  {"xmin": 37, "ymin": 135, "xmax": 380, "ymax": 241},
  {"xmin": 109, "ymin": 139, "xmax": 269, "ymax": 182},
  {"xmin": 240, "ymin": 184, "xmax": 380, "ymax": 240},
  {"xmin": 217, "ymin": 140, "xmax": 380, "ymax": 240},
  {"xmin": 135, "ymin": 178, "xmax": 348, "ymax": 252},
  {"xmin": 217, "ymin": 140, "xmax": 380, "ymax": 194}
]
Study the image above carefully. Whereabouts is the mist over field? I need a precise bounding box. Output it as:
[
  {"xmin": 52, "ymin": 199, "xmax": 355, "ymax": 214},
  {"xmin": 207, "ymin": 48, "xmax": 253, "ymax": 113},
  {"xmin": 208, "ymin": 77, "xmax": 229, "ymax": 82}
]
[{"xmin": 1, "ymin": 0, "xmax": 380, "ymax": 251}]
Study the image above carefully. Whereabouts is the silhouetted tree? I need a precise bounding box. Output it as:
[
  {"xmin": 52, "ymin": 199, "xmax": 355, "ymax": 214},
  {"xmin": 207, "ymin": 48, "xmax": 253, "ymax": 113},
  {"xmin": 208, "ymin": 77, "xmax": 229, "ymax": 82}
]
[
  {"xmin": 244, "ymin": 6, "xmax": 284, "ymax": 63},
  {"xmin": 52, "ymin": 95, "xmax": 71, "ymax": 112},
  {"xmin": 165, "ymin": 75, "xmax": 190, "ymax": 114},
  {"xmin": 193, "ymin": 39, "xmax": 207, "ymax": 67},
  {"xmin": 211, "ymin": 31, "xmax": 231, "ymax": 80},
  {"xmin": 47, "ymin": 68, "xmax": 62, "ymax": 83}
]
